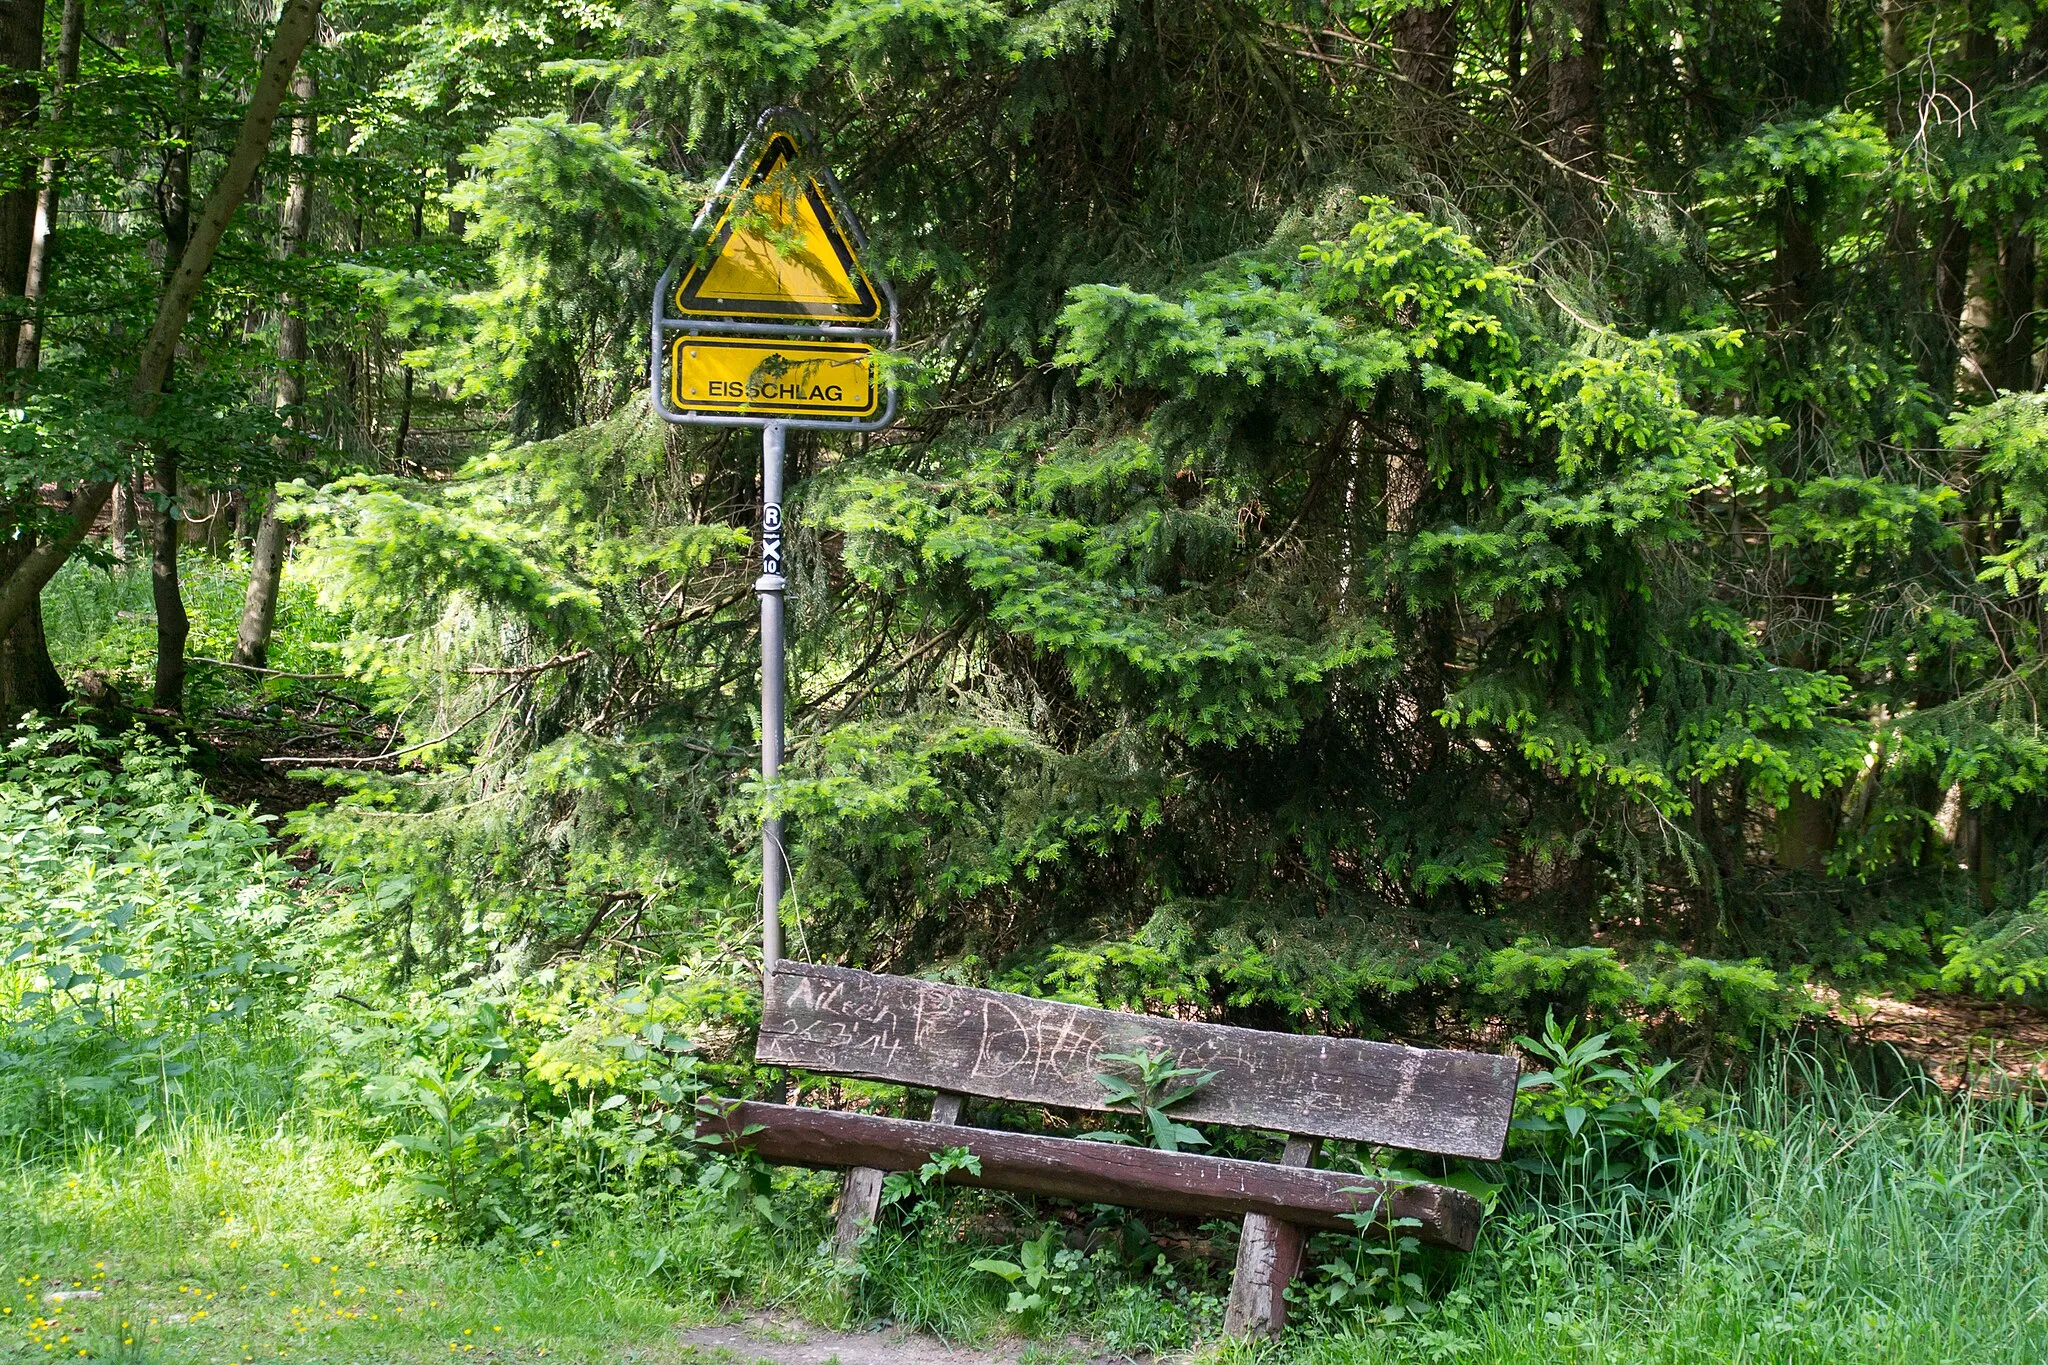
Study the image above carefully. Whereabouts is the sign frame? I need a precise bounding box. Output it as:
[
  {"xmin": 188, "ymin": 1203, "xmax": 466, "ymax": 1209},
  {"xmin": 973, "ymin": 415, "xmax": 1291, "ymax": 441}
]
[
  {"xmin": 665, "ymin": 335, "xmax": 882, "ymax": 422},
  {"xmin": 648, "ymin": 107, "xmax": 905, "ymax": 991},
  {"xmin": 651, "ymin": 107, "xmax": 899, "ymax": 432}
]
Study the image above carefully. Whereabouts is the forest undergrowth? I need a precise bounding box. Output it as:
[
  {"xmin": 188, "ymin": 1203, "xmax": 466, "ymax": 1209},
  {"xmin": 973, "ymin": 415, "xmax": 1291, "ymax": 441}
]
[
  {"xmin": 3, "ymin": 562, "xmax": 2046, "ymax": 1364},
  {"xmin": 3, "ymin": 994, "xmax": 2045, "ymax": 1364}
]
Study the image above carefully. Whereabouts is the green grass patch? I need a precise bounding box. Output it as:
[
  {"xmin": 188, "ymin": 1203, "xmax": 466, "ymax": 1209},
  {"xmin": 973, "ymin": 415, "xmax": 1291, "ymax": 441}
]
[
  {"xmin": 2, "ymin": 715, "xmax": 2044, "ymax": 1363},
  {"xmin": 0, "ymin": 1109, "xmax": 843, "ymax": 1364},
  {"xmin": 42, "ymin": 553, "xmax": 369, "ymax": 720},
  {"xmin": 3, "ymin": 1060, "xmax": 2044, "ymax": 1363}
]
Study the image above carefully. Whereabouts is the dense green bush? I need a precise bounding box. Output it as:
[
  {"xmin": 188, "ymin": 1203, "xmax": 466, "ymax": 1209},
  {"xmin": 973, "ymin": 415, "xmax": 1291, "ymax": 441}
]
[
  {"xmin": 0, "ymin": 723, "xmax": 750, "ymax": 1241},
  {"xmin": 0, "ymin": 722, "xmax": 312, "ymax": 1149}
]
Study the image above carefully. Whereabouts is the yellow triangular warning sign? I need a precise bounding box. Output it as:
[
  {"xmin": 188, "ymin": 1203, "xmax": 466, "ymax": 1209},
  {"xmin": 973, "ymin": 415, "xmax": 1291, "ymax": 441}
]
[{"xmin": 672, "ymin": 131, "xmax": 881, "ymax": 324}]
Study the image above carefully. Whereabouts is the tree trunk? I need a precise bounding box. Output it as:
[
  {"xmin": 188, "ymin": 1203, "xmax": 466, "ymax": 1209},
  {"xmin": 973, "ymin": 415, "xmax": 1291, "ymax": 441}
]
[
  {"xmin": 1955, "ymin": 222, "xmax": 2038, "ymax": 395},
  {"xmin": 1507, "ymin": 0, "xmax": 1525, "ymax": 88},
  {"xmin": 150, "ymin": 453, "xmax": 187, "ymax": 711},
  {"xmin": 0, "ymin": 0, "xmax": 59, "ymax": 726},
  {"xmin": 0, "ymin": 580, "xmax": 62, "ymax": 725},
  {"xmin": 390, "ymin": 186, "xmax": 422, "ymax": 466},
  {"xmin": 149, "ymin": 3, "xmax": 205, "ymax": 715},
  {"xmin": 1391, "ymin": 5, "xmax": 1457, "ymax": 163},
  {"xmin": 0, "ymin": 0, "xmax": 44, "ymax": 300},
  {"xmin": 157, "ymin": 6, "xmax": 203, "ymax": 258},
  {"xmin": 392, "ymin": 366, "xmax": 414, "ymax": 463},
  {"xmin": 0, "ymin": 0, "xmax": 323, "ymax": 644},
  {"xmin": 206, "ymin": 490, "xmax": 230, "ymax": 555},
  {"xmin": 447, "ymin": 155, "xmax": 465, "ymax": 238},
  {"xmin": 1962, "ymin": 239, "xmax": 2002, "ymax": 393},
  {"xmin": 110, "ymin": 479, "xmax": 134, "ymax": 561},
  {"xmin": 1993, "ymin": 228, "xmax": 2036, "ymax": 392},
  {"xmin": 1771, "ymin": 0, "xmax": 1840, "ymax": 108},
  {"xmin": 1544, "ymin": 0, "xmax": 1605, "ymax": 237},
  {"xmin": 1931, "ymin": 208, "xmax": 1973, "ymax": 392},
  {"xmin": 15, "ymin": 0, "xmax": 82, "ymax": 373},
  {"xmin": 0, "ymin": 507, "xmax": 63, "ymax": 725},
  {"xmin": 233, "ymin": 63, "xmax": 316, "ymax": 670},
  {"xmin": 1776, "ymin": 786, "xmax": 1838, "ymax": 873},
  {"xmin": 1766, "ymin": 0, "xmax": 1843, "ymax": 330}
]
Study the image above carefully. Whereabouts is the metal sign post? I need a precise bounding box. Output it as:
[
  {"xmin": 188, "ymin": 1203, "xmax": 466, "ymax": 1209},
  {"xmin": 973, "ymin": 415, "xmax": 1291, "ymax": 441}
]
[
  {"xmin": 650, "ymin": 108, "xmax": 898, "ymax": 983},
  {"xmin": 757, "ymin": 420, "xmax": 786, "ymax": 969}
]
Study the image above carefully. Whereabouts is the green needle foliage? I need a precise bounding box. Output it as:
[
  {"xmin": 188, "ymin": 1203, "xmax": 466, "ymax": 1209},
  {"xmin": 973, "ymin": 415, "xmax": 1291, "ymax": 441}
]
[
  {"xmin": 7, "ymin": 3, "xmax": 2048, "ymax": 1044},
  {"xmin": 223, "ymin": 0, "xmax": 2048, "ymax": 1042}
]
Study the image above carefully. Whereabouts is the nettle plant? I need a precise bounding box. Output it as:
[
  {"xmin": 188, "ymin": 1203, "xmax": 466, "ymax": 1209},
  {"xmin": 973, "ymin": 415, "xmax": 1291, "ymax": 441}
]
[
  {"xmin": 1303, "ymin": 1210, "xmax": 1432, "ymax": 1327},
  {"xmin": 0, "ymin": 722, "xmax": 312, "ymax": 1146},
  {"xmin": 1082, "ymin": 1047, "xmax": 1219, "ymax": 1153},
  {"xmin": 970, "ymin": 1227, "xmax": 1083, "ymax": 1327},
  {"xmin": 1508, "ymin": 1012, "xmax": 1705, "ymax": 1204},
  {"xmin": 878, "ymin": 1144, "xmax": 984, "ymax": 1232},
  {"xmin": 313, "ymin": 968, "xmax": 723, "ymax": 1241}
]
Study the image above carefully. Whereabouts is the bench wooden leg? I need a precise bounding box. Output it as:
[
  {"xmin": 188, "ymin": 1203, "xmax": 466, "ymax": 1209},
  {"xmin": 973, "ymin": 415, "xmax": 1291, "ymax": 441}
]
[
  {"xmin": 1223, "ymin": 1134, "xmax": 1320, "ymax": 1339},
  {"xmin": 833, "ymin": 1166, "xmax": 886, "ymax": 1261},
  {"xmin": 831, "ymin": 1093, "xmax": 964, "ymax": 1263},
  {"xmin": 1224, "ymin": 1211, "xmax": 1307, "ymax": 1337}
]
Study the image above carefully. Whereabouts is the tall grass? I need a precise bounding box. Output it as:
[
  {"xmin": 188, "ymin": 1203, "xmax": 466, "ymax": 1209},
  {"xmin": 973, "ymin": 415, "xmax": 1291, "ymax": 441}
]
[
  {"xmin": 42, "ymin": 552, "xmax": 357, "ymax": 692},
  {"xmin": 1267, "ymin": 1052, "xmax": 2048, "ymax": 1363},
  {"xmin": 2, "ymin": 1043, "xmax": 2043, "ymax": 1362}
]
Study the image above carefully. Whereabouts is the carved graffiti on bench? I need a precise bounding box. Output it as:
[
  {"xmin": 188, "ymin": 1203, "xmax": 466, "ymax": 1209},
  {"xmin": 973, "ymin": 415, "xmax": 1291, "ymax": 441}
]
[{"xmin": 758, "ymin": 961, "xmax": 1517, "ymax": 1159}]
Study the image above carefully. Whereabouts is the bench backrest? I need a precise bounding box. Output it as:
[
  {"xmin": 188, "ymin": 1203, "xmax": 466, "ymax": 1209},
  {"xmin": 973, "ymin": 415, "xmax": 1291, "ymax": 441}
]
[{"xmin": 757, "ymin": 961, "xmax": 1517, "ymax": 1161}]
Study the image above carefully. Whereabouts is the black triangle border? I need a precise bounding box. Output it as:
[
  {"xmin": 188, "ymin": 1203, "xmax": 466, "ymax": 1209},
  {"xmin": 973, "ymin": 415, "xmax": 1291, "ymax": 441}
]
[{"xmin": 671, "ymin": 133, "xmax": 882, "ymax": 323}]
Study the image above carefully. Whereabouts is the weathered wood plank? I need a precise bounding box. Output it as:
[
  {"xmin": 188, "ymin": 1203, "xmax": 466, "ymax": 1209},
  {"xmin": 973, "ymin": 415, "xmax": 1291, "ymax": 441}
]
[
  {"xmin": 1223, "ymin": 1135, "xmax": 1320, "ymax": 1338},
  {"xmin": 757, "ymin": 962, "xmax": 1517, "ymax": 1159},
  {"xmin": 697, "ymin": 1102, "xmax": 1483, "ymax": 1251}
]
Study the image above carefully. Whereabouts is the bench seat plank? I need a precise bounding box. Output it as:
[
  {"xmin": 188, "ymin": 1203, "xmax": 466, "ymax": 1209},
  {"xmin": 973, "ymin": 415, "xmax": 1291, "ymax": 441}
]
[
  {"xmin": 699, "ymin": 1101, "xmax": 1484, "ymax": 1251},
  {"xmin": 757, "ymin": 962, "xmax": 1516, "ymax": 1160}
]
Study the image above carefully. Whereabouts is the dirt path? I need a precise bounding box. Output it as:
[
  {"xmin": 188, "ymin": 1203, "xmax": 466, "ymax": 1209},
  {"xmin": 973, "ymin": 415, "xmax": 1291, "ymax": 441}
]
[
  {"xmin": 1833, "ymin": 993, "xmax": 2048, "ymax": 1096},
  {"xmin": 676, "ymin": 1315, "xmax": 1157, "ymax": 1364}
]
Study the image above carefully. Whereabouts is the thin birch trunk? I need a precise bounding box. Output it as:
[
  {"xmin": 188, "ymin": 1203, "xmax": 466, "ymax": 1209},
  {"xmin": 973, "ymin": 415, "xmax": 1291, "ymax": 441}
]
[{"xmin": 14, "ymin": 0, "xmax": 82, "ymax": 373}]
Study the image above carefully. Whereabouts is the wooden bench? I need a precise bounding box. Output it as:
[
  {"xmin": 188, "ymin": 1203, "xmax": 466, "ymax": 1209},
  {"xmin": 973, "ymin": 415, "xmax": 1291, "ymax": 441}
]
[{"xmin": 700, "ymin": 961, "xmax": 1518, "ymax": 1338}]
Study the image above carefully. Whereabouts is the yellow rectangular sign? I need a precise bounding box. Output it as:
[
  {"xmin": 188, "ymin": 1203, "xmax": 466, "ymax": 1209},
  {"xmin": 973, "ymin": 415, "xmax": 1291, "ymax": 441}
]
[{"xmin": 667, "ymin": 336, "xmax": 879, "ymax": 420}]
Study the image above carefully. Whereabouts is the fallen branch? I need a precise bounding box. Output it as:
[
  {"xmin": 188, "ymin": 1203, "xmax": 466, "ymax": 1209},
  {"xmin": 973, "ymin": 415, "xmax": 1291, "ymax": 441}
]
[
  {"xmin": 262, "ymin": 678, "xmax": 520, "ymax": 766},
  {"xmin": 462, "ymin": 648, "xmax": 594, "ymax": 678},
  {"xmin": 191, "ymin": 655, "xmax": 353, "ymax": 681}
]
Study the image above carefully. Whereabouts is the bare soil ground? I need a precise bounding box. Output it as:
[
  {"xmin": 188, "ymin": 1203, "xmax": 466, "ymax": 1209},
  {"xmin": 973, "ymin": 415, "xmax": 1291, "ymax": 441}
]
[{"xmin": 1836, "ymin": 992, "xmax": 2048, "ymax": 1097}]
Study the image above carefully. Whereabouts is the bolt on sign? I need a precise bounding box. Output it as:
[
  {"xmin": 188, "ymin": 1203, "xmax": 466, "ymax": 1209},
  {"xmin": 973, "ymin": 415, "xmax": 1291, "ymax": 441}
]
[{"xmin": 652, "ymin": 111, "xmax": 898, "ymax": 429}]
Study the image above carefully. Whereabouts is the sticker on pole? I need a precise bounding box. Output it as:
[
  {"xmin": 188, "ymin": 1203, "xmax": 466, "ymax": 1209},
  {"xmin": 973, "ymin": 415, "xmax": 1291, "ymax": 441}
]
[
  {"xmin": 667, "ymin": 336, "xmax": 879, "ymax": 420},
  {"xmin": 672, "ymin": 131, "xmax": 882, "ymax": 324}
]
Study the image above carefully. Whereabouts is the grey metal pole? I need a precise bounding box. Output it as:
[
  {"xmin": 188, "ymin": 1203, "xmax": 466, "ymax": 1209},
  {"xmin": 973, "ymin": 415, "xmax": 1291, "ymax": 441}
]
[{"xmin": 758, "ymin": 421, "xmax": 787, "ymax": 976}]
